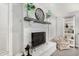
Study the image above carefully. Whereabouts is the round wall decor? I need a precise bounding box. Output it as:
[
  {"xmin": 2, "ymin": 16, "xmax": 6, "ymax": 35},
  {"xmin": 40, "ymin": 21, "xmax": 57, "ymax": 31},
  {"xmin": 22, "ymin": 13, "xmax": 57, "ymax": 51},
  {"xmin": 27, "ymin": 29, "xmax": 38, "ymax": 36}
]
[{"xmin": 35, "ymin": 8, "xmax": 45, "ymax": 21}]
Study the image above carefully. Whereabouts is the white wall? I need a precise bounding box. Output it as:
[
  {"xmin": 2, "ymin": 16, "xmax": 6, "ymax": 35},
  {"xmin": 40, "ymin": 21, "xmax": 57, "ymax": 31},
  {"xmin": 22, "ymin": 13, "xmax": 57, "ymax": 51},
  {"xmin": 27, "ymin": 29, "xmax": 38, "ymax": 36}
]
[
  {"xmin": 0, "ymin": 3, "xmax": 9, "ymax": 54},
  {"xmin": 56, "ymin": 17, "xmax": 64, "ymax": 37},
  {"xmin": 12, "ymin": 3, "xmax": 23, "ymax": 55},
  {"xmin": 24, "ymin": 21, "xmax": 31, "ymax": 47},
  {"xmin": 48, "ymin": 17, "xmax": 57, "ymax": 40},
  {"xmin": 38, "ymin": 3, "xmax": 79, "ymax": 17}
]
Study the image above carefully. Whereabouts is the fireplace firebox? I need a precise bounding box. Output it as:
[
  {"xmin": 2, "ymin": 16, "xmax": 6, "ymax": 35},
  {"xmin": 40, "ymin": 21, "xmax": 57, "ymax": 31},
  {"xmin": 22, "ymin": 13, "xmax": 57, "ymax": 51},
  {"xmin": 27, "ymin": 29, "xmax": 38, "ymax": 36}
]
[{"xmin": 31, "ymin": 32, "xmax": 46, "ymax": 48}]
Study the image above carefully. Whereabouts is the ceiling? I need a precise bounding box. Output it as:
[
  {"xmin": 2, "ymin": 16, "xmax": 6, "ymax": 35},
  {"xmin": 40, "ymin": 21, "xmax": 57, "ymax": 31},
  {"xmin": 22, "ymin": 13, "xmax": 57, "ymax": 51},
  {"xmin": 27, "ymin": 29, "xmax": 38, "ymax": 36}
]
[{"xmin": 35, "ymin": 3, "xmax": 79, "ymax": 17}]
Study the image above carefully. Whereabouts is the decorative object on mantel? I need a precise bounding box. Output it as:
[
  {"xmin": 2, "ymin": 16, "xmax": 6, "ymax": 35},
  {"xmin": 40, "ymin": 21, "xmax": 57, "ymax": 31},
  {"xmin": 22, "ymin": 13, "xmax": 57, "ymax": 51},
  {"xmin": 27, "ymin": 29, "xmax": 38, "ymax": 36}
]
[
  {"xmin": 25, "ymin": 3, "xmax": 36, "ymax": 18},
  {"xmin": 35, "ymin": 8, "xmax": 45, "ymax": 21},
  {"xmin": 26, "ymin": 3, "xmax": 35, "ymax": 11},
  {"xmin": 25, "ymin": 44, "xmax": 32, "ymax": 56},
  {"xmin": 46, "ymin": 10, "xmax": 52, "ymax": 19},
  {"xmin": 24, "ymin": 17, "xmax": 51, "ymax": 24}
]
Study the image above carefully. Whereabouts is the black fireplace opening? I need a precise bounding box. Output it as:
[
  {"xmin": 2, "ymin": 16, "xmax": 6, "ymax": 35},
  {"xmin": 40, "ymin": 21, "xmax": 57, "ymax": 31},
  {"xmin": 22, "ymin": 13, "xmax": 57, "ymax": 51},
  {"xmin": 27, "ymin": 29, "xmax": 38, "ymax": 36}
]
[{"xmin": 31, "ymin": 32, "xmax": 46, "ymax": 48}]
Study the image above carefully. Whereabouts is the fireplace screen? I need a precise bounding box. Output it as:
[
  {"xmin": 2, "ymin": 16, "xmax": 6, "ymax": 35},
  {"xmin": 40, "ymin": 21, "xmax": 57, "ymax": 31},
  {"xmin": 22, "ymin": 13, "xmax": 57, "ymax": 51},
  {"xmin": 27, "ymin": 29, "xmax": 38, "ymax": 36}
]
[{"xmin": 31, "ymin": 32, "xmax": 46, "ymax": 48}]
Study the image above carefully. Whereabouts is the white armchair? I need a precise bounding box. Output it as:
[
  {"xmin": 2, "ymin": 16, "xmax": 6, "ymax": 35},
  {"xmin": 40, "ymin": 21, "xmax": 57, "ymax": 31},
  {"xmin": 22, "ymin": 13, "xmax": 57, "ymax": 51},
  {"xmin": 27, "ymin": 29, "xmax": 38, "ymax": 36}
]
[{"xmin": 53, "ymin": 36, "xmax": 70, "ymax": 50}]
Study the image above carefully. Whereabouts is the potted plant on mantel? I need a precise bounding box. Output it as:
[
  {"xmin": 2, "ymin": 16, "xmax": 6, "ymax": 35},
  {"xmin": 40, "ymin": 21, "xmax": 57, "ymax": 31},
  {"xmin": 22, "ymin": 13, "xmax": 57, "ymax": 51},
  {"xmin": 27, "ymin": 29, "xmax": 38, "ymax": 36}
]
[{"xmin": 25, "ymin": 3, "xmax": 36, "ymax": 18}]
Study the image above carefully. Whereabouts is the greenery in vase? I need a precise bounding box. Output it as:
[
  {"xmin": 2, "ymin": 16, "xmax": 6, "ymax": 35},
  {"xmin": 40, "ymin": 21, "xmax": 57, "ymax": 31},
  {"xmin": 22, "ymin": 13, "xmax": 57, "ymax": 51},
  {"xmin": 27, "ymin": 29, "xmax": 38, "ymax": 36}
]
[
  {"xmin": 25, "ymin": 3, "xmax": 36, "ymax": 11},
  {"xmin": 25, "ymin": 3, "xmax": 36, "ymax": 17}
]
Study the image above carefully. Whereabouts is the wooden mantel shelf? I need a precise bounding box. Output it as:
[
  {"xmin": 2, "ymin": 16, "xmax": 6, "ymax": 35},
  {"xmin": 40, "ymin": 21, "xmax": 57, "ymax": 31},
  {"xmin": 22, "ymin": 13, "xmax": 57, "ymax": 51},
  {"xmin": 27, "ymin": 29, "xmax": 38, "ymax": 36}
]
[{"xmin": 24, "ymin": 17, "xmax": 51, "ymax": 24}]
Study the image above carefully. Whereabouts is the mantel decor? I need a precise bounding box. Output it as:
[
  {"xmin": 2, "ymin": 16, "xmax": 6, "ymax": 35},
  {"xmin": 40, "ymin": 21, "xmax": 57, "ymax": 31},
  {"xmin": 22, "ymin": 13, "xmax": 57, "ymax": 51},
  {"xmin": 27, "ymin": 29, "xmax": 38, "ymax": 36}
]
[
  {"xmin": 35, "ymin": 8, "xmax": 45, "ymax": 21},
  {"xmin": 25, "ymin": 44, "xmax": 32, "ymax": 56},
  {"xmin": 24, "ymin": 17, "xmax": 51, "ymax": 24},
  {"xmin": 26, "ymin": 3, "xmax": 35, "ymax": 11},
  {"xmin": 25, "ymin": 3, "xmax": 36, "ymax": 18}
]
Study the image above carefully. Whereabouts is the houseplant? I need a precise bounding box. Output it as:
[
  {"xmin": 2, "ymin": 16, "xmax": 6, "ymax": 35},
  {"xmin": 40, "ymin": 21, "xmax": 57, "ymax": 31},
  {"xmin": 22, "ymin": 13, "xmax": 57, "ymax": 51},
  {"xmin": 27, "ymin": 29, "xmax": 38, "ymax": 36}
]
[{"xmin": 25, "ymin": 3, "xmax": 36, "ymax": 18}]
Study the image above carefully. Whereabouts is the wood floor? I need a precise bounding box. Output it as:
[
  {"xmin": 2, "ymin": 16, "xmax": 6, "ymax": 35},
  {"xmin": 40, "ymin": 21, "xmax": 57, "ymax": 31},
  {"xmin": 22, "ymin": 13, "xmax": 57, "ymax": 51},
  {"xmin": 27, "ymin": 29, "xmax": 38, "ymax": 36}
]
[{"xmin": 51, "ymin": 48, "xmax": 79, "ymax": 56}]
